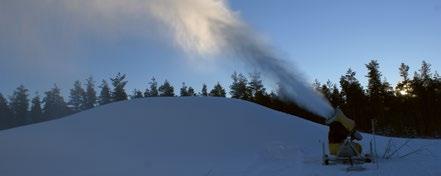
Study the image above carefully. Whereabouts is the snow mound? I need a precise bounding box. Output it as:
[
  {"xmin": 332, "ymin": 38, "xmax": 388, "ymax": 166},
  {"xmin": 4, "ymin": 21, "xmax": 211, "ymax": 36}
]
[{"xmin": 0, "ymin": 97, "xmax": 440, "ymax": 176}]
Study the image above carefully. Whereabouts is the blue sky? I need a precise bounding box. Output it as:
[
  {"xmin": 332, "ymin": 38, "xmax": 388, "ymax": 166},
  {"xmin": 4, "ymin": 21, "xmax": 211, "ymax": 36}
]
[
  {"xmin": 232, "ymin": 0, "xmax": 441, "ymax": 83},
  {"xmin": 0, "ymin": 0, "xmax": 440, "ymax": 96}
]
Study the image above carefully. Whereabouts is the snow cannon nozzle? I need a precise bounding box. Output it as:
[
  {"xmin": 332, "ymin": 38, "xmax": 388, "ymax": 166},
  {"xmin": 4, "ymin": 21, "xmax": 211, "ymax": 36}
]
[{"xmin": 325, "ymin": 108, "xmax": 340, "ymax": 124}]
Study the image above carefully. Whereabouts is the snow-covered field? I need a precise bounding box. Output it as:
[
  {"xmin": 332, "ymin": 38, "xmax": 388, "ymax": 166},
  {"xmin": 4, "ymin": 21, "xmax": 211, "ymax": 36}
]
[{"xmin": 0, "ymin": 97, "xmax": 440, "ymax": 176}]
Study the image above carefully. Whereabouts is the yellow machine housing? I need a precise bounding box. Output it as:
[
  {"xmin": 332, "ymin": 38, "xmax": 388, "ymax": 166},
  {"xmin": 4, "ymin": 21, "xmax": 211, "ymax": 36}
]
[{"xmin": 327, "ymin": 108, "xmax": 356, "ymax": 155}]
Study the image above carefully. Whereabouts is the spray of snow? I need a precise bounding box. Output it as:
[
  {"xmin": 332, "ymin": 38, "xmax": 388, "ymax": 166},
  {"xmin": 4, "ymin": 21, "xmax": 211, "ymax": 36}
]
[
  {"xmin": 147, "ymin": 0, "xmax": 335, "ymax": 118},
  {"xmin": 9, "ymin": 0, "xmax": 334, "ymax": 118}
]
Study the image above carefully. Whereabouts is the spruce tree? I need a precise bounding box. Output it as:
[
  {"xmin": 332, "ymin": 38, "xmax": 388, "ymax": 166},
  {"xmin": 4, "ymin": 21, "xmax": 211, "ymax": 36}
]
[
  {"xmin": 248, "ymin": 72, "xmax": 265, "ymax": 97},
  {"xmin": 0, "ymin": 93, "xmax": 13, "ymax": 129},
  {"xmin": 10, "ymin": 85, "xmax": 30, "ymax": 125},
  {"xmin": 144, "ymin": 77, "xmax": 159, "ymax": 97},
  {"xmin": 396, "ymin": 63, "xmax": 411, "ymax": 96},
  {"xmin": 83, "ymin": 77, "xmax": 97, "ymax": 110},
  {"xmin": 248, "ymin": 72, "xmax": 267, "ymax": 103},
  {"xmin": 330, "ymin": 85, "xmax": 344, "ymax": 108},
  {"xmin": 395, "ymin": 64, "xmax": 415, "ymax": 135},
  {"xmin": 43, "ymin": 85, "xmax": 69, "ymax": 120},
  {"xmin": 131, "ymin": 89, "xmax": 144, "ymax": 99},
  {"xmin": 69, "ymin": 80, "xmax": 85, "ymax": 112},
  {"xmin": 30, "ymin": 93, "xmax": 43, "ymax": 123},
  {"xmin": 340, "ymin": 69, "xmax": 369, "ymax": 131},
  {"xmin": 229, "ymin": 72, "xmax": 251, "ymax": 100},
  {"xmin": 210, "ymin": 82, "xmax": 226, "ymax": 97},
  {"xmin": 110, "ymin": 73, "xmax": 128, "ymax": 101},
  {"xmin": 399, "ymin": 63, "xmax": 410, "ymax": 81},
  {"xmin": 366, "ymin": 60, "xmax": 385, "ymax": 119},
  {"xmin": 434, "ymin": 72, "xmax": 441, "ymax": 132},
  {"xmin": 320, "ymin": 80, "xmax": 333, "ymax": 101},
  {"xmin": 201, "ymin": 84, "xmax": 208, "ymax": 96},
  {"xmin": 180, "ymin": 82, "xmax": 189, "ymax": 96},
  {"xmin": 158, "ymin": 80, "xmax": 175, "ymax": 96},
  {"xmin": 366, "ymin": 60, "xmax": 383, "ymax": 97},
  {"xmin": 313, "ymin": 79, "xmax": 322, "ymax": 92},
  {"xmin": 411, "ymin": 61, "xmax": 435, "ymax": 135},
  {"xmin": 419, "ymin": 61, "xmax": 432, "ymax": 87},
  {"xmin": 98, "ymin": 80, "xmax": 112, "ymax": 105},
  {"xmin": 187, "ymin": 87, "xmax": 196, "ymax": 96}
]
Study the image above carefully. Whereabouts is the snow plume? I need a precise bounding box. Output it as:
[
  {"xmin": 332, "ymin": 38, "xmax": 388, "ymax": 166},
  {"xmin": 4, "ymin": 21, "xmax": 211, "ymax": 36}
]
[
  {"xmin": 2, "ymin": 0, "xmax": 333, "ymax": 118},
  {"xmin": 148, "ymin": 0, "xmax": 335, "ymax": 118}
]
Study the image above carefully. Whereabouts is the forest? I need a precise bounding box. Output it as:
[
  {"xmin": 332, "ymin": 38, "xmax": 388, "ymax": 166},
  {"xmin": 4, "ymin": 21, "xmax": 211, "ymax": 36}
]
[{"xmin": 0, "ymin": 60, "xmax": 440, "ymax": 138}]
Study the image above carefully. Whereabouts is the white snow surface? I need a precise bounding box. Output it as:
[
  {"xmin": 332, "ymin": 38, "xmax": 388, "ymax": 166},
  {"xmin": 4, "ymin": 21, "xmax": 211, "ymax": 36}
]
[{"xmin": 0, "ymin": 97, "xmax": 440, "ymax": 176}]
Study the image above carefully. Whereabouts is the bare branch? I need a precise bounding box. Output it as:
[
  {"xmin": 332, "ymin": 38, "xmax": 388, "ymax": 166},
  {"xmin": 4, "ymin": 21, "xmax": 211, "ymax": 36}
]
[
  {"xmin": 386, "ymin": 139, "xmax": 411, "ymax": 159},
  {"xmin": 399, "ymin": 143, "xmax": 433, "ymax": 159},
  {"xmin": 382, "ymin": 139, "xmax": 393, "ymax": 159}
]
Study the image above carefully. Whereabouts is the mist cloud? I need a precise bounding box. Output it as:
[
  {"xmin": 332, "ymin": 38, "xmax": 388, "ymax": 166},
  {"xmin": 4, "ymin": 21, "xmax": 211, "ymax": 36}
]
[
  {"xmin": 147, "ymin": 0, "xmax": 334, "ymax": 117},
  {"xmin": 0, "ymin": 0, "xmax": 334, "ymax": 118}
]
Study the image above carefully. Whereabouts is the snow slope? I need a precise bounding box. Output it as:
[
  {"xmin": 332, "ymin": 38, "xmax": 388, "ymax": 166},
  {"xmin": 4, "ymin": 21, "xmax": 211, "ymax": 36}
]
[{"xmin": 0, "ymin": 97, "xmax": 440, "ymax": 176}]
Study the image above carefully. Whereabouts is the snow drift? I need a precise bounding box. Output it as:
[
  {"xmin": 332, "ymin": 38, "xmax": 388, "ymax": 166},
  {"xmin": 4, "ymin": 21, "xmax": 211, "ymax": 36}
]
[{"xmin": 0, "ymin": 97, "xmax": 440, "ymax": 176}]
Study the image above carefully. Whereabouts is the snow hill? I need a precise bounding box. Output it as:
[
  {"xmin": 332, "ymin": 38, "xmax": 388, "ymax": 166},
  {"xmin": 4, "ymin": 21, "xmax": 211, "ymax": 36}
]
[{"xmin": 0, "ymin": 97, "xmax": 440, "ymax": 176}]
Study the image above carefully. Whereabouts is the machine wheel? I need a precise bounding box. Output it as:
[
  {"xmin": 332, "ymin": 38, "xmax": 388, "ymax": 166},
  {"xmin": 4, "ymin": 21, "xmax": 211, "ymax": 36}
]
[
  {"xmin": 324, "ymin": 159, "xmax": 330, "ymax": 165},
  {"xmin": 323, "ymin": 155, "xmax": 330, "ymax": 165},
  {"xmin": 364, "ymin": 154, "xmax": 372, "ymax": 163}
]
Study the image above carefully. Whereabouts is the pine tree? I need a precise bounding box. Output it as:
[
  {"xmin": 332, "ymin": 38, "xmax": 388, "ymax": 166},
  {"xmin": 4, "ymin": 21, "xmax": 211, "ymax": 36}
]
[
  {"xmin": 180, "ymin": 82, "xmax": 189, "ymax": 96},
  {"xmin": 158, "ymin": 80, "xmax": 175, "ymax": 96},
  {"xmin": 434, "ymin": 72, "xmax": 441, "ymax": 134},
  {"xmin": 131, "ymin": 89, "xmax": 144, "ymax": 99},
  {"xmin": 419, "ymin": 61, "xmax": 432, "ymax": 87},
  {"xmin": 330, "ymin": 85, "xmax": 344, "ymax": 108},
  {"xmin": 69, "ymin": 80, "xmax": 85, "ymax": 112},
  {"xmin": 98, "ymin": 80, "xmax": 112, "ymax": 105},
  {"xmin": 381, "ymin": 78, "xmax": 395, "ymax": 128},
  {"xmin": 399, "ymin": 63, "xmax": 410, "ymax": 81},
  {"xmin": 210, "ymin": 82, "xmax": 226, "ymax": 97},
  {"xmin": 0, "ymin": 93, "xmax": 13, "ymax": 129},
  {"xmin": 230, "ymin": 72, "xmax": 251, "ymax": 100},
  {"xmin": 313, "ymin": 79, "xmax": 322, "ymax": 92},
  {"xmin": 110, "ymin": 73, "xmax": 128, "ymax": 101},
  {"xmin": 320, "ymin": 80, "xmax": 333, "ymax": 101},
  {"xmin": 83, "ymin": 77, "xmax": 97, "ymax": 110},
  {"xmin": 366, "ymin": 60, "xmax": 383, "ymax": 97},
  {"xmin": 43, "ymin": 85, "xmax": 69, "ymax": 120},
  {"xmin": 187, "ymin": 87, "xmax": 196, "ymax": 96},
  {"xmin": 30, "ymin": 93, "xmax": 43, "ymax": 123},
  {"xmin": 144, "ymin": 77, "xmax": 159, "ymax": 97},
  {"xmin": 248, "ymin": 72, "xmax": 265, "ymax": 96},
  {"xmin": 201, "ymin": 84, "xmax": 208, "ymax": 96},
  {"xmin": 396, "ymin": 63, "xmax": 412, "ymax": 96},
  {"xmin": 248, "ymin": 72, "xmax": 267, "ymax": 103},
  {"xmin": 340, "ymin": 69, "xmax": 369, "ymax": 131},
  {"xmin": 410, "ymin": 61, "xmax": 436, "ymax": 136},
  {"xmin": 394, "ymin": 64, "xmax": 415, "ymax": 135},
  {"xmin": 10, "ymin": 85, "xmax": 30, "ymax": 125},
  {"xmin": 366, "ymin": 60, "xmax": 385, "ymax": 119}
]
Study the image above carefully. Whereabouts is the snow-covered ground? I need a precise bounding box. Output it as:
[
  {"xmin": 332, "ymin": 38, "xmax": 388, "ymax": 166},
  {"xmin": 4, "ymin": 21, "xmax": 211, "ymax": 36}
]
[{"xmin": 0, "ymin": 97, "xmax": 440, "ymax": 176}]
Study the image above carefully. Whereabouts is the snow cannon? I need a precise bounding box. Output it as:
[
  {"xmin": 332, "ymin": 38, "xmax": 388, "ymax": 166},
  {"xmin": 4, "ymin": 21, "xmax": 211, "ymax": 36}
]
[
  {"xmin": 322, "ymin": 108, "xmax": 372, "ymax": 166},
  {"xmin": 326, "ymin": 108, "xmax": 360, "ymax": 156}
]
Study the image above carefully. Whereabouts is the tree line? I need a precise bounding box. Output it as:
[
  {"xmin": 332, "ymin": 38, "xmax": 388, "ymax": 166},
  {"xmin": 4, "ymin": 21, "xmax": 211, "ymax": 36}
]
[
  {"xmin": 313, "ymin": 60, "xmax": 440, "ymax": 137},
  {"xmin": 0, "ymin": 60, "xmax": 440, "ymax": 137},
  {"xmin": 0, "ymin": 73, "xmax": 228, "ymax": 130}
]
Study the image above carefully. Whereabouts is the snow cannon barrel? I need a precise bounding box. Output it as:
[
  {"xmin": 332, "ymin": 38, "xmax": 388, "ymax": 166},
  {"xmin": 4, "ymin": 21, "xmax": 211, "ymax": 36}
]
[{"xmin": 325, "ymin": 108, "xmax": 355, "ymax": 132}]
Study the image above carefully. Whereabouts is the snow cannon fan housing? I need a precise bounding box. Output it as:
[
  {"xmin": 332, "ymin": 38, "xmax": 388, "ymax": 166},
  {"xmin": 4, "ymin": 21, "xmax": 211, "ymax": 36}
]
[
  {"xmin": 325, "ymin": 108, "xmax": 361, "ymax": 157},
  {"xmin": 326, "ymin": 108, "xmax": 355, "ymax": 132}
]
